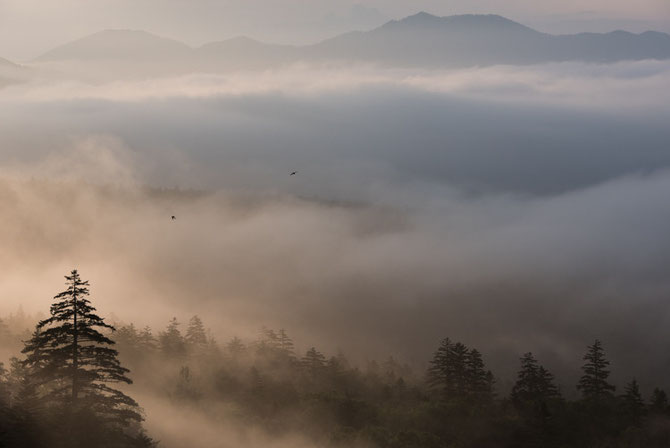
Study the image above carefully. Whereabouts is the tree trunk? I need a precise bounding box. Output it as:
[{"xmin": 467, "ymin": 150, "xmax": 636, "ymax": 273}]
[{"xmin": 72, "ymin": 281, "xmax": 79, "ymax": 403}]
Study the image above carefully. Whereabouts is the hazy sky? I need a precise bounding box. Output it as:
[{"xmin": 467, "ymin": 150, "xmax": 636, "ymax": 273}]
[{"xmin": 1, "ymin": 0, "xmax": 670, "ymax": 60}]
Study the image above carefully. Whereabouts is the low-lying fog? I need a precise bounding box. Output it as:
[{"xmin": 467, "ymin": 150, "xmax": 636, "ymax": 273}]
[{"xmin": 2, "ymin": 60, "xmax": 670, "ymax": 445}]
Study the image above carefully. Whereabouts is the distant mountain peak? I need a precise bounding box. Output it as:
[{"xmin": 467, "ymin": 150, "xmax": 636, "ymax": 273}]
[
  {"xmin": 382, "ymin": 11, "xmax": 442, "ymax": 28},
  {"xmin": 0, "ymin": 56, "xmax": 17, "ymax": 67},
  {"xmin": 401, "ymin": 11, "xmax": 442, "ymax": 23},
  {"xmin": 30, "ymin": 13, "xmax": 670, "ymax": 70},
  {"xmin": 35, "ymin": 29, "xmax": 191, "ymax": 62},
  {"xmin": 74, "ymin": 29, "xmax": 188, "ymax": 43},
  {"xmin": 380, "ymin": 12, "xmax": 538, "ymax": 35}
]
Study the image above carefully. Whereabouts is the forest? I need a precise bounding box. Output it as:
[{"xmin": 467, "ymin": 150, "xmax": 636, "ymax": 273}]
[{"xmin": 1, "ymin": 271, "xmax": 670, "ymax": 448}]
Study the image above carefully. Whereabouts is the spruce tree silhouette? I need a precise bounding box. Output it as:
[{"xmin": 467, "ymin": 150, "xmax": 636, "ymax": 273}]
[
  {"xmin": 301, "ymin": 347, "xmax": 326, "ymax": 377},
  {"xmin": 466, "ymin": 348, "xmax": 494, "ymax": 401},
  {"xmin": 428, "ymin": 338, "xmax": 489, "ymax": 400},
  {"xmin": 621, "ymin": 379, "xmax": 646, "ymax": 425},
  {"xmin": 651, "ymin": 388, "xmax": 669, "ymax": 414},
  {"xmin": 277, "ymin": 329, "xmax": 295, "ymax": 357},
  {"xmin": 185, "ymin": 315, "xmax": 208, "ymax": 347},
  {"xmin": 21, "ymin": 270, "xmax": 148, "ymax": 447},
  {"xmin": 577, "ymin": 339, "xmax": 615, "ymax": 402},
  {"xmin": 511, "ymin": 352, "xmax": 559, "ymax": 406},
  {"xmin": 427, "ymin": 337, "xmax": 452, "ymax": 391},
  {"xmin": 159, "ymin": 317, "xmax": 187, "ymax": 359}
]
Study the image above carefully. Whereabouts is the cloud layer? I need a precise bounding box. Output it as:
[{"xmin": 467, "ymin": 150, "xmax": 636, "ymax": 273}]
[{"xmin": 1, "ymin": 60, "xmax": 670, "ymax": 398}]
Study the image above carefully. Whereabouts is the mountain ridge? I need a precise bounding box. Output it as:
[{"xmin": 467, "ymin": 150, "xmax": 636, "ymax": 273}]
[
  {"xmin": 32, "ymin": 12, "xmax": 670, "ymax": 70},
  {"xmin": 0, "ymin": 56, "xmax": 18, "ymax": 67},
  {"xmin": 36, "ymin": 29, "xmax": 192, "ymax": 62}
]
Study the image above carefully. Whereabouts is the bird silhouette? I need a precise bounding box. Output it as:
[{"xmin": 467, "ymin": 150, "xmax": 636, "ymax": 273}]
[
  {"xmin": 171, "ymin": 216, "xmax": 176, "ymax": 220},
  {"xmin": 290, "ymin": 171, "xmax": 297, "ymax": 176}
]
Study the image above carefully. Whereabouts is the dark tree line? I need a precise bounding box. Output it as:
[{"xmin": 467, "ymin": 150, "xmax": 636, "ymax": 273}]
[
  {"xmin": 104, "ymin": 317, "xmax": 670, "ymax": 448},
  {"xmin": 3, "ymin": 272, "xmax": 670, "ymax": 447}
]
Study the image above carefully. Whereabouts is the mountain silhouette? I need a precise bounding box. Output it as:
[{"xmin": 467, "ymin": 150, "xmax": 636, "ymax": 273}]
[
  {"xmin": 0, "ymin": 56, "xmax": 25, "ymax": 88},
  {"xmin": 36, "ymin": 29, "xmax": 192, "ymax": 62},
  {"xmin": 310, "ymin": 13, "xmax": 670, "ymax": 66},
  {"xmin": 196, "ymin": 37, "xmax": 298, "ymax": 70},
  {"xmin": 33, "ymin": 13, "xmax": 670, "ymax": 71},
  {"xmin": 0, "ymin": 56, "xmax": 18, "ymax": 67}
]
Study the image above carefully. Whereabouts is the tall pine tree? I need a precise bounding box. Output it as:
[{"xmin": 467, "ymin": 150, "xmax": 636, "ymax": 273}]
[
  {"xmin": 428, "ymin": 338, "xmax": 488, "ymax": 400},
  {"xmin": 185, "ymin": 316, "xmax": 207, "ymax": 347},
  {"xmin": 466, "ymin": 349, "xmax": 494, "ymax": 401},
  {"xmin": 159, "ymin": 317, "xmax": 187, "ymax": 359},
  {"xmin": 511, "ymin": 352, "xmax": 559, "ymax": 406},
  {"xmin": 21, "ymin": 270, "xmax": 148, "ymax": 447},
  {"xmin": 620, "ymin": 379, "xmax": 646, "ymax": 425},
  {"xmin": 301, "ymin": 347, "xmax": 326, "ymax": 377},
  {"xmin": 577, "ymin": 339, "xmax": 615, "ymax": 402},
  {"xmin": 650, "ymin": 388, "xmax": 669, "ymax": 414}
]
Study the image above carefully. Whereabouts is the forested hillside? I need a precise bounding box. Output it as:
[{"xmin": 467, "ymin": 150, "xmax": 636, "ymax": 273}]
[{"xmin": 2, "ymin": 272, "xmax": 670, "ymax": 447}]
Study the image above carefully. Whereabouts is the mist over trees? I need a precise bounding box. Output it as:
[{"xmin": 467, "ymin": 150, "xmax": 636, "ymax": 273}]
[
  {"xmin": 0, "ymin": 271, "xmax": 154, "ymax": 447},
  {"xmin": 3, "ymin": 271, "xmax": 670, "ymax": 447},
  {"xmin": 1, "ymin": 2, "xmax": 669, "ymax": 446}
]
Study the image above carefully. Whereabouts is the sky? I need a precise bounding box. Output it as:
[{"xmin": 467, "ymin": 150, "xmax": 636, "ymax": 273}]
[{"xmin": 1, "ymin": 0, "xmax": 670, "ymax": 60}]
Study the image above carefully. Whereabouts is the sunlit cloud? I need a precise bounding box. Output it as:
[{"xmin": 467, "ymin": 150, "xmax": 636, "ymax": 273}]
[{"xmin": 3, "ymin": 60, "xmax": 670, "ymax": 115}]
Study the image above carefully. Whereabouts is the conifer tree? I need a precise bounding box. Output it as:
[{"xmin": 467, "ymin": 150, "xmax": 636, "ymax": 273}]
[
  {"xmin": 650, "ymin": 388, "xmax": 669, "ymax": 414},
  {"xmin": 466, "ymin": 349, "xmax": 493, "ymax": 400},
  {"xmin": 577, "ymin": 339, "xmax": 615, "ymax": 402},
  {"xmin": 249, "ymin": 366, "xmax": 265, "ymax": 396},
  {"xmin": 261, "ymin": 327, "xmax": 279, "ymax": 347},
  {"xmin": 11, "ymin": 344, "xmax": 42, "ymax": 420},
  {"xmin": 0, "ymin": 362, "xmax": 9, "ymax": 425},
  {"xmin": 326, "ymin": 356, "xmax": 346, "ymax": 386},
  {"xmin": 277, "ymin": 329, "xmax": 295, "ymax": 357},
  {"xmin": 427, "ymin": 337, "xmax": 452, "ymax": 390},
  {"xmin": 427, "ymin": 338, "xmax": 473, "ymax": 399},
  {"xmin": 0, "ymin": 317, "xmax": 9, "ymax": 341},
  {"xmin": 0, "ymin": 361, "xmax": 8, "ymax": 394},
  {"xmin": 254, "ymin": 328, "xmax": 277, "ymax": 359},
  {"xmin": 485, "ymin": 370, "xmax": 496, "ymax": 399},
  {"xmin": 449, "ymin": 343, "xmax": 470, "ymax": 396},
  {"xmin": 116, "ymin": 324, "xmax": 140, "ymax": 347},
  {"xmin": 383, "ymin": 357, "xmax": 400, "ymax": 383},
  {"xmin": 185, "ymin": 316, "xmax": 208, "ymax": 347},
  {"xmin": 511, "ymin": 352, "xmax": 559, "ymax": 406},
  {"xmin": 174, "ymin": 366, "xmax": 200, "ymax": 401},
  {"xmin": 227, "ymin": 337, "xmax": 246, "ymax": 359},
  {"xmin": 21, "ymin": 270, "xmax": 147, "ymax": 446},
  {"xmin": 115, "ymin": 324, "xmax": 141, "ymax": 362},
  {"xmin": 137, "ymin": 327, "xmax": 157, "ymax": 352},
  {"xmin": 334, "ymin": 350, "xmax": 351, "ymax": 371},
  {"xmin": 159, "ymin": 317, "xmax": 186, "ymax": 358},
  {"xmin": 0, "ymin": 378, "xmax": 11, "ymax": 444},
  {"xmin": 621, "ymin": 379, "xmax": 646, "ymax": 425},
  {"xmin": 4, "ymin": 356, "xmax": 45, "ymax": 447},
  {"xmin": 302, "ymin": 347, "xmax": 326, "ymax": 377}
]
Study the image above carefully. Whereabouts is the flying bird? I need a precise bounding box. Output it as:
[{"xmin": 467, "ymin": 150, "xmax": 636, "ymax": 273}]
[
  {"xmin": 171, "ymin": 216, "xmax": 176, "ymax": 220},
  {"xmin": 290, "ymin": 171, "xmax": 297, "ymax": 176}
]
